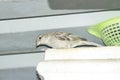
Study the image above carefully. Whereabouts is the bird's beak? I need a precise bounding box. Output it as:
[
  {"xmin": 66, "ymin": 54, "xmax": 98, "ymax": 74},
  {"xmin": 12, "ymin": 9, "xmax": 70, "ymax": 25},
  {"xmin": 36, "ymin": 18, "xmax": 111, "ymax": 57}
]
[
  {"xmin": 36, "ymin": 45, "xmax": 39, "ymax": 48},
  {"xmin": 36, "ymin": 41, "xmax": 40, "ymax": 48}
]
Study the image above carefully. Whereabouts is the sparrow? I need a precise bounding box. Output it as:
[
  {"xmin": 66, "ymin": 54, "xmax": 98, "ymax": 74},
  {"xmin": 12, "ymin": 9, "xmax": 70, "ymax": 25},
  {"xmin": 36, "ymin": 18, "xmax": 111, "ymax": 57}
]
[{"xmin": 36, "ymin": 32, "xmax": 101, "ymax": 51}]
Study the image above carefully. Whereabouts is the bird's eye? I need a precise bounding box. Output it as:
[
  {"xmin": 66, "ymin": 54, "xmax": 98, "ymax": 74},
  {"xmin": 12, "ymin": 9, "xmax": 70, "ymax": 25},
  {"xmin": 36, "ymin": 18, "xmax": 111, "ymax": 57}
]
[{"xmin": 39, "ymin": 37, "xmax": 41, "ymax": 40}]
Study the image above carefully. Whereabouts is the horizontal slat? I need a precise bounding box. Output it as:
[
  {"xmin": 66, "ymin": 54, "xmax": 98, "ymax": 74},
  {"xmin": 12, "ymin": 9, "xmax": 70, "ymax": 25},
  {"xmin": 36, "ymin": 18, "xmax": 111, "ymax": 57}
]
[
  {"xmin": 0, "ymin": 11, "xmax": 120, "ymax": 34},
  {"xmin": 0, "ymin": 48, "xmax": 44, "ymax": 55}
]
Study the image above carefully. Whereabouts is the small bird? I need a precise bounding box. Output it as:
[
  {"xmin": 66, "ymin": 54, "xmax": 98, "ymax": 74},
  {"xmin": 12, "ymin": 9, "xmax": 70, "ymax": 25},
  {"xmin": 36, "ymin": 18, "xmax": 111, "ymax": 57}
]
[{"xmin": 36, "ymin": 32, "xmax": 101, "ymax": 51}]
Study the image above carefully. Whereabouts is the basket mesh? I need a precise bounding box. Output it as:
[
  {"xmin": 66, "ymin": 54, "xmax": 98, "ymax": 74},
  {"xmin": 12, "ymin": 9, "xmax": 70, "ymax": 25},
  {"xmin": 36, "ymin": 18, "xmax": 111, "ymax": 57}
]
[{"xmin": 100, "ymin": 22, "xmax": 120, "ymax": 45}]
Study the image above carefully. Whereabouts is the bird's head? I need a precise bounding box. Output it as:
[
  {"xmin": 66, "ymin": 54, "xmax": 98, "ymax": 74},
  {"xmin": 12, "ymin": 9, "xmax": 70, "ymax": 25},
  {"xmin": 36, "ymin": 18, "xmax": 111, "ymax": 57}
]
[
  {"xmin": 36, "ymin": 34, "xmax": 42, "ymax": 48},
  {"xmin": 36, "ymin": 33, "xmax": 52, "ymax": 48},
  {"xmin": 36, "ymin": 34, "xmax": 46, "ymax": 48}
]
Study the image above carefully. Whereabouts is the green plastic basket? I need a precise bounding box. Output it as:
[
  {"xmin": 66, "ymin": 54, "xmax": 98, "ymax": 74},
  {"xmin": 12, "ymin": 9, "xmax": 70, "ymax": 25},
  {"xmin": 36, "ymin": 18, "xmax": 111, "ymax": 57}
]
[{"xmin": 88, "ymin": 16, "xmax": 120, "ymax": 46}]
